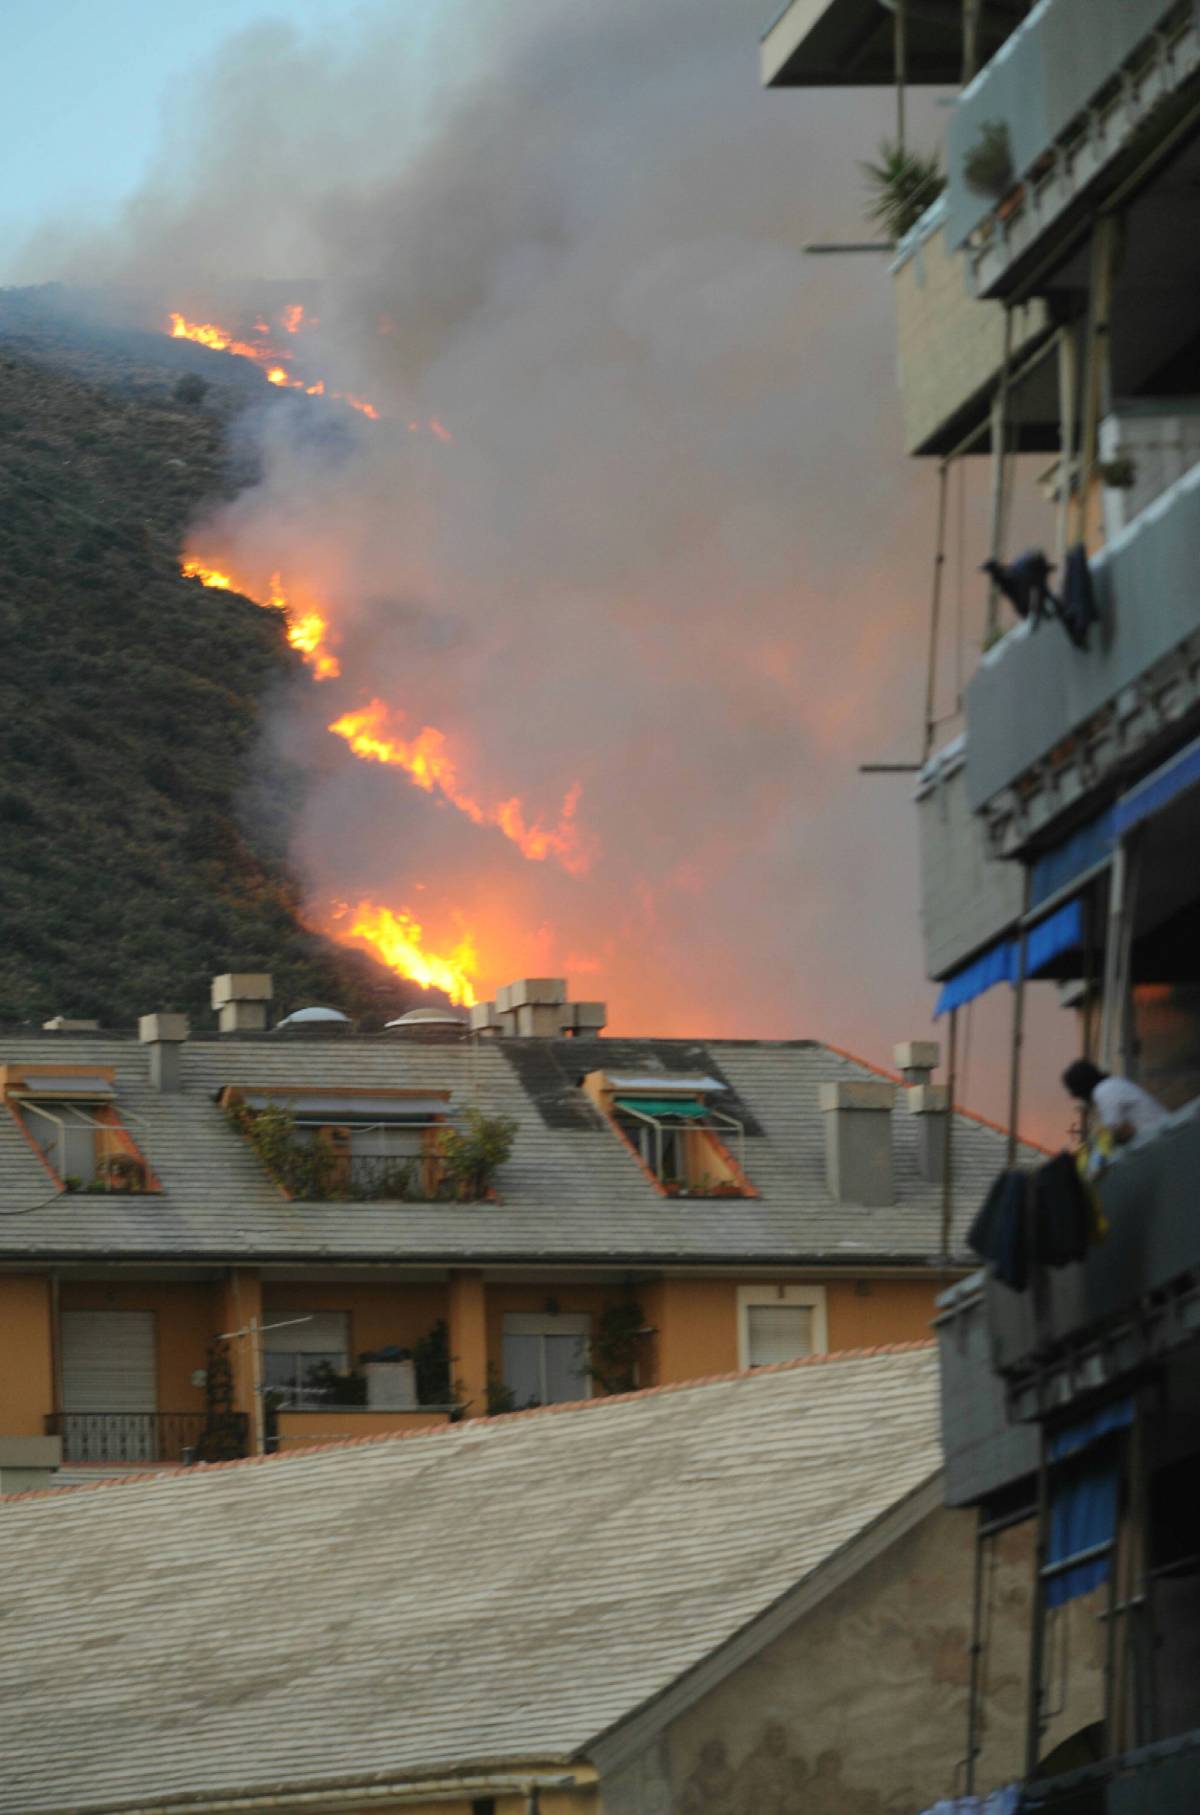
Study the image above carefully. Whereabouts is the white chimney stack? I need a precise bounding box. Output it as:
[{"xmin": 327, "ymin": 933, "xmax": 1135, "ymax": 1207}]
[
  {"xmin": 470, "ymin": 981, "xmax": 607, "ymax": 1038},
  {"xmin": 819, "ymin": 1081, "xmax": 895, "ymax": 1206},
  {"xmin": 211, "ymin": 973, "xmax": 273, "ymax": 1034},
  {"xmin": 138, "ymin": 1012, "xmax": 189, "ymax": 1092},
  {"xmin": 893, "ymin": 1042, "xmax": 946, "ymax": 1182}
]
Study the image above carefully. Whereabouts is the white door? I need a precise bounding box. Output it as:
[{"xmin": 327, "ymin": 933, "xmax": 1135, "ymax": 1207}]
[
  {"xmin": 502, "ymin": 1313, "xmax": 591, "ymax": 1409},
  {"xmin": 60, "ymin": 1311, "xmax": 157, "ymax": 1461}
]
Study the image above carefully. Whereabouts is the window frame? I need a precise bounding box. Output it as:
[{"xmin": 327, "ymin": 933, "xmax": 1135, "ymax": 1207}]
[
  {"xmin": 736, "ymin": 1284, "xmax": 828, "ymax": 1371},
  {"xmin": 501, "ymin": 1312, "xmax": 593, "ymax": 1408}
]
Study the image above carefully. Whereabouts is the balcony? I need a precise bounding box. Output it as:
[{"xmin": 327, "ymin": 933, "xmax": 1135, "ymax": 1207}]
[
  {"xmin": 934, "ymin": 1273, "xmax": 1040, "ymax": 1507},
  {"xmin": 916, "ymin": 739, "xmax": 1025, "ymax": 981},
  {"xmin": 892, "ymin": 200, "xmax": 1052, "ymax": 456},
  {"xmin": 964, "ymin": 456, "xmax": 1200, "ymax": 845},
  {"xmin": 944, "ymin": 0, "xmax": 1200, "ymax": 297},
  {"xmin": 45, "ymin": 1411, "xmax": 249, "ymax": 1466},
  {"xmin": 760, "ymin": 0, "xmax": 1024, "ymax": 89},
  {"xmin": 987, "ymin": 1101, "xmax": 1200, "ymax": 1414}
]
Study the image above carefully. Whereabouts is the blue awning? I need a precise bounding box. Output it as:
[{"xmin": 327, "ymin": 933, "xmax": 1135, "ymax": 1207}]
[
  {"xmin": 1030, "ymin": 808, "xmax": 1116, "ymax": 911},
  {"xmin": 1045, "ymin": 1399, "xmax": 1133, "ymax": 1610},
  {"xmin": 933, "ymin": 899, "xmax": 1085, "ymax": 1018},
  {"xmin": 1116, "ymin": 729, "xmax": 1200, "ymax": 837}
]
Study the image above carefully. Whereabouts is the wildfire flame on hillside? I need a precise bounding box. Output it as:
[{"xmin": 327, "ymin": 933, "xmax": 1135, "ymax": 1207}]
[
  {"xmin": 168, "ymin": 310, "xmax": 379, "ymax": 417},
  {"xmin": 328, "ymin": 699, "xmax": 591, "ymax": 874},
  {"xmin": 181, "ymin": 558, "xmax": 340, "ymax": 679},
  {"xmin": 332, "ymin": 901, "xmax": 479, "ymax": 1006}
]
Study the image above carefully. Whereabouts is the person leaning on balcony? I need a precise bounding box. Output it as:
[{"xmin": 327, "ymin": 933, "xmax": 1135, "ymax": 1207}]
[{"xmin": 1063, "ymin": 1059, "xmax": 1168, "ymax": 1145}]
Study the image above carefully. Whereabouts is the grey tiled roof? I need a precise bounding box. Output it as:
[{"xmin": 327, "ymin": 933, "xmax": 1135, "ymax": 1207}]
[
  {"xmin": 0, "ymin": 1344, "xmax": 941, "ymax": 1813},
  {"xmin": 0, "ymin": 1031, "xmax": 1036, "ymax": 1264}
]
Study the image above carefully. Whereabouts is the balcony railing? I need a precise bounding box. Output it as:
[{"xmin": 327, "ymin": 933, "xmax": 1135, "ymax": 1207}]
[
  {"xmin": 45, "ymin": 1411, "xmax": 249, "ymax": 1465},
  {"xmin": 965, "ymin": 455, "xmax": 1200, "ymax": 841},
  {"xmin": 944, "ymin": 0, "xmax": 1198, "ymax": 295},
  {"xmin": 987, "ymin": 1101, "xmax": 1200, "ymax": 1411}
]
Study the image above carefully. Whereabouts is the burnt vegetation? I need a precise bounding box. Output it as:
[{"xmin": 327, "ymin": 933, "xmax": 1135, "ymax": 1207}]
[{"xmin": 0, "ymin": 292, "xmax": 419, "ymax": 1028}]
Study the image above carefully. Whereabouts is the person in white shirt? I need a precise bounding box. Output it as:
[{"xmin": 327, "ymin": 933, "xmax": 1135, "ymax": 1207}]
[{"xmin": 1063, "ymin": 1058, "xmax": 1168, "ymax": 1144}]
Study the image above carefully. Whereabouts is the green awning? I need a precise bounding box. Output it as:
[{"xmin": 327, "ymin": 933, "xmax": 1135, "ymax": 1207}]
[{"xmin": 614, "ymin": 1096, "xmax": 708, "ymax": 1118}]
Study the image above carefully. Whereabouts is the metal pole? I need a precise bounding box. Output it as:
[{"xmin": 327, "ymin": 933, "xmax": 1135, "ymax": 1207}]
[
  {"xmin": 963, "ymin": 0, "xmax": 982, "ymax": 82},
  {"xmin": 1056, "ymin": 323, "xmax": 1079, "ymax": 571},
  {"xmin": 895, "ymin": 0, "xmax": 907, "ymax": 148},
  {"xmin": 1007, "ymin": 871, "xmax": 1031, "ymax": 1167},
  {"xmin": 985, "ymin": 310, "xmax": 1015, "ymax": 646},
  {"xmin": 1025, "ymin": 1427, "xmax": 1050, "ymax": 1779},
  {"xmin": 941, "ymin": 1006, "xmax": 959, "ymax": 1259},
  {"xmin": 1100, "ymin": 839, "xmax": 1127, "ymax": 1072},
  {"xmin": 250, "ymin": 1316, "xmax": 264, "ymax": 1457},
  {"xmin": 924, "ymin": 462, "xmax": 951, "ymax": 761},
  {"xmin": 965, "ymin": 1509, "xmax": 987, "ymax": 1793}
]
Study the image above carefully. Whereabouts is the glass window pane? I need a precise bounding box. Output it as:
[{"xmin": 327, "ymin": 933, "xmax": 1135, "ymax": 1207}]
[
  {"xmin": 746, "ymin": 1305, "xmax": 813, "ymax": 1367},
  {"xmin": 502, "ymin": 1333, "xmax": 543, "ymax": 1409},
  {"xmin": 544, "ymin": 1333, "xmax": 589, "ymax": 1405}
]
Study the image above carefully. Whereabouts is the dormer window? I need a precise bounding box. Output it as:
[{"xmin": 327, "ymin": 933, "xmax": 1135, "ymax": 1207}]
[
  {"xmin": 220, "ymin": 1087, "xmax": 453, "ymax": 1202},
  {"xmin": 582, "ymin": 1070, "xmax": 756, "ymax": 1198},
  {"xmin": 2, "ymin": 1066, "xmax": 156, "ymax": 1194}
]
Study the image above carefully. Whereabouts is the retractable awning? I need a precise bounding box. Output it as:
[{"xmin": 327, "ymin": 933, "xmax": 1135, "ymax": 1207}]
[
  {"xmin": 933, "ymin": 900, "xmax": 1084, "ymax": 1018},
  {"xmin": 613, "ymin": 1097, "xmax": 709, "ymax": 1118}
]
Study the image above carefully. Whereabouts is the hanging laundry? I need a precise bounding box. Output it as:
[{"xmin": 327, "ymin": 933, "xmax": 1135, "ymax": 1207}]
[
  {"xmin": 968, "ymin": 1169, "xmax": 1030, "ymax": 1290},
  {"xmin": 1059, "ymin": 542, "xmax": 1100, "ymax": 649}
]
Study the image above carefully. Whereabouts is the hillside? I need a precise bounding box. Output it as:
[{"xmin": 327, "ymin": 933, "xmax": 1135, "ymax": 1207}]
[{"xmin": 0, "ymin": 300, "xmax": 421, "ymax": 1029}]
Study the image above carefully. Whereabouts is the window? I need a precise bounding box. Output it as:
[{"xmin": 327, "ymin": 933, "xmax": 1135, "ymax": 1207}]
[
  {"xmin": 220, "ymin": 1087, "xmax": 451, "ymax": 1201},
  {"xmin": 737, "ymin": 1286, "xmax": 827, "ymax": 1371},
  {"xmin": 584, "ymin": 1069, "xmax": 752, "ymax": 1197},
  {"xmin": 502, "ymin": 1313, "xmax": 591, "ymax": 1409},
  {"xmin": 261, "ymin": 1311, "xmax": 350, "ymax": 1409},
  {"xmin": 5, "ymin": 1069, "xmax": 154, "ymax": 1192}
]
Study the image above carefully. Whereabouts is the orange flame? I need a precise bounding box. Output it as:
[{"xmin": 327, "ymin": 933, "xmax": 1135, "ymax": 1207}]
[
  {"xmin": 336, "ymin": 900, "xmax": 479, "ymax": 1005},
  {"xmin": 327, "ymin": 699, "xmax": 591, "ymax": 872},
  {"xmin": 165, "ymin": 310, "xmax": 380, "ymax": 421},
  {"xmin": 182, "ymin": 558, "xmax": 340, "ymax": 679}
]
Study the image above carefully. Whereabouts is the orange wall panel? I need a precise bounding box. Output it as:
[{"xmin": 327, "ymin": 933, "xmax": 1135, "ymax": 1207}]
[
  {"xmin": 0, "ymin": 1276, "xmax": 55, "ymax": 1435},
  {"xmin": 262, "ymin": 1280, "xmax": 449, "ymax": 1363}
]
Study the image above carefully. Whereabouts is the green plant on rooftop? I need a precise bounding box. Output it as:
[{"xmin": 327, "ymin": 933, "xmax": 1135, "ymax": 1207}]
[
  {"xmin": 435, "ymin": 1108, "xmax": 518, "ymax": 1201},
  {"xmin": 225, "ymin": 1101, "xmax": 339, "ymax": 1200},
  {"xmin": 411, "ymin": 1318, "xmax": 453, "ymax": 1404},
  {"xmin": 589, "ymin": 1294, "xmax": 649, "ymax": 1396},
  {"xmin": 861, "ymin": 139, "xmax": 945, "ymax": 242},
  {"xmin": 306, "ymin": 1360, "xmax": 368, "ymax": 1405},
  {"xmin": 485, "ymin": 1364, "xmax": 517, "ymax": 1416}
]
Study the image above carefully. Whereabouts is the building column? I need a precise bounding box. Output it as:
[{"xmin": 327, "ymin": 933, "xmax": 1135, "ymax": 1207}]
[
  {"xmin": 0, "ymin": 1276, "xmax": 55, "ymax": 1439},
  {"xmin": 448, "ymin": 1271, "xmax": 488, "ymax": 1419},
  {"xmin": 214, "ymin": 1269, "xmax": 263, "ymax": 1451}
]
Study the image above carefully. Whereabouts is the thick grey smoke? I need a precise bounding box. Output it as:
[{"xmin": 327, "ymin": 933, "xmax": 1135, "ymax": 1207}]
[{"xmin": 23, "ymin": 0, "xmax": 1073, "ymax": 1123}]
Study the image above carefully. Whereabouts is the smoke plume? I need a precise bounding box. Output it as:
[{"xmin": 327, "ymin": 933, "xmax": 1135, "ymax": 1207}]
[{"xmin": 21, "ymin": 0, "xmax": 1069, "ymax": 1123}]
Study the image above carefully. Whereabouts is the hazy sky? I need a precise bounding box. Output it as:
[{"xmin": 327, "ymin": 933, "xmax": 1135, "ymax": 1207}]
[{"xmin": 1, "ymin": 1, "xmax": 435, "ymax": 259}]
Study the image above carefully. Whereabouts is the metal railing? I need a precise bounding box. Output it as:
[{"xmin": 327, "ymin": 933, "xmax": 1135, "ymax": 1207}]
[{"xmin": 45, "ymin": 1411, "xmax": 249, "ymax": 1465}]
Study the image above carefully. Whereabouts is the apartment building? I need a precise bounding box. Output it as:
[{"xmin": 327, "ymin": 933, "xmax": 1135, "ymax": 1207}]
[
  {"xmin": 766, "ymin": 1, "xmax": 1200, "ymax": 1808},
  {"xmin": 0, "ymin": 971, "xmax": 1031, "ymax": 1483}
]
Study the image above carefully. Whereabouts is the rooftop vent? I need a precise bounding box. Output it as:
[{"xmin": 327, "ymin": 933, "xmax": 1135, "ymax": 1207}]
[
  {"xmin": 212, "ymin": 973, "xmax": 273, "ymax": 1034},
  {"xmin": 469, "ymin": 980, "xmax": 607, "ymax": 1038},
  {"xmin": 274, "ymin": 1006, "xmax": 352, "ymax": 1031},
  {"xmin": 894, "ymin": 1040, "xmax": 946, "ymax": 1183},
  {"xmin": 385, "ymin": 1008, "xmax": 469, "ymax": 1042},
  {"xmin": 818, "ymin": 1080, "xmax": 895, "ymax": 1207}
]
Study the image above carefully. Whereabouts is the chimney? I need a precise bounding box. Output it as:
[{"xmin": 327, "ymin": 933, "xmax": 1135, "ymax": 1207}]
[
  {"xmin": 469, "ymin": 982, "xmax": 608, "ymax": 1038},
  {"xmin": 211, "ymin": 973, "xmax": 273, "ymax": 1034},
  {"xmin": 818, "ymin": 1081, "xmax": 895, "ymax": 1206},
  {"xmin": 893, "ymin": 1042, "xmax": 946, "ymax": 1183},
  {"xmin": 138, "ymin": 1012, "xmax": 189, "ymax": 1092}
]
